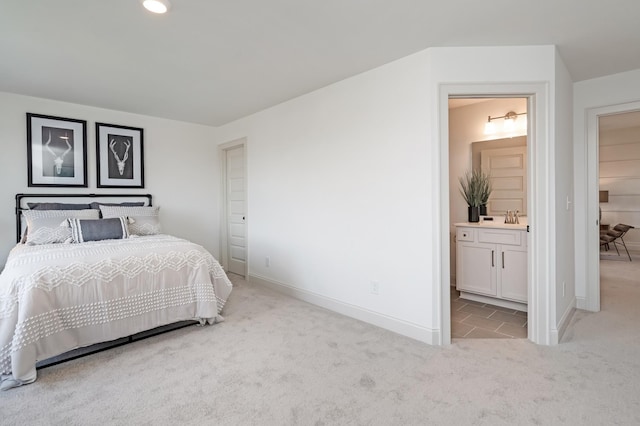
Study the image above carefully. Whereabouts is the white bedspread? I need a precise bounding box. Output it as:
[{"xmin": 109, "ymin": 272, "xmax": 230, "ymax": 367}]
[{"xmin": 0, "ymin": 235, "xmax": 232, "ymax": 390}]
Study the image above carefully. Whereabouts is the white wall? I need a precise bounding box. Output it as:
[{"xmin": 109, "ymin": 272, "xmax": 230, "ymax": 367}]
[
  {"xmin": 553, "ymin": 50, "xmax": 575, "ymax": 339},
  {"xmin": 574, "ymin": 68, "xmax": 640, "ymax": 309},
  {"xmin": 217, "ymin": 50, "xmax": 436, "ymax": 342},
  {"xmin": 0, "ymin": 92, "xmax": 220, "ymax": 266},
  {"xmin": 216, "ymin": 45, "xmax": 567, "ymax": 344}
]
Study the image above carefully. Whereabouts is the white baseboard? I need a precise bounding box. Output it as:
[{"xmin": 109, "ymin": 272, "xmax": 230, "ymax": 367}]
[
  {"xmin": 249, "ymin": 274, "xmax": 440, "ymax": 345},
  {"xmin": 575, "ymin": 296, "xmax": 587, "ymax": 311},
  {"xmin": 550, "ymin": 298, "xmax": 576, "ymax": 344}
]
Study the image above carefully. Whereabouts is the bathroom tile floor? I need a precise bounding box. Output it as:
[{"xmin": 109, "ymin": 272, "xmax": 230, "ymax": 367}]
[{"xmin": 451, "ymin": 287, "xmax": 528, "ymax": 339}]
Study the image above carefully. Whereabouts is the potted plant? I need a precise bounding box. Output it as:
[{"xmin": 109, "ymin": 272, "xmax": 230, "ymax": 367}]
[
  {"xmin": 459, "ymin": 169, "xmax": 492, "ymax": 222},
  {"xmin": 477, "ymin": 170, "xmax": 492, "ymax": 216}
]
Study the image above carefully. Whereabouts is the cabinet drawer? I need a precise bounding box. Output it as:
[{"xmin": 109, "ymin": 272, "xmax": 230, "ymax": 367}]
[
  {"xmin": 456, "ymin": 228, "xmax": 475, "ymax": 242},
  {"xmin": 478, "ymin": 229, "xmax": 522, "ymax": 245}
]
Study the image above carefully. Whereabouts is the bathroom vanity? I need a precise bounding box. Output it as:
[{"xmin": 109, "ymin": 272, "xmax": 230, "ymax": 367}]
[{"xmin": 455, "ymin": 221, "xmax": 528, "ymax": 312}]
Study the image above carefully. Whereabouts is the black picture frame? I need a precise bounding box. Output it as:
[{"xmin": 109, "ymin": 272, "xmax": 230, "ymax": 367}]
[
  {"xmin": 96, "ymin": 122, "xmax": 144, "ymax": 188},
  {"xmin": 26, "ymin": 113, "xmax": 88, "ymax": 187}
]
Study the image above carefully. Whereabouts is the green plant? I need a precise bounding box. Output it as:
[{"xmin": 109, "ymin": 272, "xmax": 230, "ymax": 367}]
[
  {"xmin": 477, "ymin": 170, "xmax": 492, "ymax": 206},
  {"xmin": 459, "ymin": 169, "xmax": 492, "ymax": 207}
]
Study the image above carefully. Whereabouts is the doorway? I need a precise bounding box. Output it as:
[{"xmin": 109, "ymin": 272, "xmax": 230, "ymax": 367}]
[
  {"xmin": 448, "ymin": 97, "xmax": 529, "ymax": 339},
  {"xmin": 220, "ymin": 138, "xmax": 247, "ymax": 277},
  {"xmin": 438, "ymin": 82, "xmax": 552, "ymax": 346},
  {"xmin": 585, "ymin": 102, "xmax": 640, "ymax": 311},
  {"xmin": 597, "ymin": 110, "xmax": 640, "ymax": 307}
]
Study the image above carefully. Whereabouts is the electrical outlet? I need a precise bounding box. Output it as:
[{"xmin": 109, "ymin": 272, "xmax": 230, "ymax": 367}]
[
  {"xmin": 370, "ymin": 281, "xmax": 380, "ymax": 295},
  {"xmin": 265, "ymin": 257, "xmax": 270, "ymax": 267}
]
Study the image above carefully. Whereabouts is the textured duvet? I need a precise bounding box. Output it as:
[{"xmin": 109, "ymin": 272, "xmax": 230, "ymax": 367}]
[{"xmin": 0, "ymin": 235, "xmax": 232, "ymax": 390}]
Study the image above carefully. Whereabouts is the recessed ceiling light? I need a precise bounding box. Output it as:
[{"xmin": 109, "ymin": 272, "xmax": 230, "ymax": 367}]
[{"xmin": 141, "ymin": 0, "xmax": 171, "ymax": 14}]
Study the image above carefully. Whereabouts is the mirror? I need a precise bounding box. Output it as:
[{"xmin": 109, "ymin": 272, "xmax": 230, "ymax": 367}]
[{"xmin": 472, "ymin": 136, "xmax": 527, "ymax": 216}]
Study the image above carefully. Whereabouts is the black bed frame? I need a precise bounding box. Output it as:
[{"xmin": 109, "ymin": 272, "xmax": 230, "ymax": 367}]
[
  {"xmin": 14, "ymin": 193, "xmax": 198, "ymax": 370},
  {"xmin": 16, "ymin": 192, "xmax": 153, "ymax": 243}
]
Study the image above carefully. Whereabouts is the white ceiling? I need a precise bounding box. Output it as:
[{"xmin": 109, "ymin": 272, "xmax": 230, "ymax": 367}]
[{"xmin": 1, "ymin": 1, "xmax": 640, "ymax": 126}]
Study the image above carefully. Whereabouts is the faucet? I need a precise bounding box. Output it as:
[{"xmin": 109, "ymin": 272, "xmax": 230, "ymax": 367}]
[{"xmin": 504, "ymin": 210, "xmax": 520, "ymax": 224}]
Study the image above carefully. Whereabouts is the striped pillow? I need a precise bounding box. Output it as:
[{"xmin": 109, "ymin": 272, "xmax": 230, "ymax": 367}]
[{"xmin": 68, "ymin": 217, "xmax": 130, "ymax": 243}]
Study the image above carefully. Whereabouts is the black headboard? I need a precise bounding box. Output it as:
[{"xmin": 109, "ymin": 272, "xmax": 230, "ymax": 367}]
[{"xmin": 15, "ymin": 193, "xmax": 153, "ymax": 243}]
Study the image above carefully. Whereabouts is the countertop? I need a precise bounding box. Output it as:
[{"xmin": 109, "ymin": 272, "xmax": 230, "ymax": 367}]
[{"xmin": 455, "ymin": 217, "xmax": 527, "ymax": 230}]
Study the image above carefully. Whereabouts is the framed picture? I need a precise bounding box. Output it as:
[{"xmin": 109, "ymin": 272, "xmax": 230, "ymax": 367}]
[
  {"xmin": 96, "ymin": 122, "xmax": 144, "ymax": 188},
  {"xmin": 26, "ymin": 113, "xmax": 88, "ymax": 187}
]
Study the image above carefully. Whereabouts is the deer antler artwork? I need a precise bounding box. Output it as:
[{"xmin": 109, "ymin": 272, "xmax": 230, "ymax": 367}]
[
  {"xmin": 44, "ymin": 131, "xmax": 72, "ymax": 175},
  {"xmin": 109, "ymin": 139, "xmax": 131, "ymax": 175}
]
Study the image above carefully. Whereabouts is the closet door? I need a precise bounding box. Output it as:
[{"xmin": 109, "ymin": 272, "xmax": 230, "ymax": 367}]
[{"xmin": 225, "ymin": 145, "xmax": 246, "ymax": 276}]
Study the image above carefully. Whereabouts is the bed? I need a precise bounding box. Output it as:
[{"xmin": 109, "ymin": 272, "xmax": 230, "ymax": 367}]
[{"xmin": 0, "ymin": 194, "xmax": 232, "ymax": 390}]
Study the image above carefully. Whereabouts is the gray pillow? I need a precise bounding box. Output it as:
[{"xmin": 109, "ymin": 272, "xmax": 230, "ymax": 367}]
[
  {"xmin": 27, "ymin": 202, "xmax": 93, "ymax": 210},
  {"xmin": 23, "ymin": 209, "xmax": 101, "ymax": 245},
  {"xmin": 100, "ymin": 206, "xmax": 160, "ymax": 236},
  {"xmin": 68, "ymin": 217, "xmax": 130, "ymax": 243}
]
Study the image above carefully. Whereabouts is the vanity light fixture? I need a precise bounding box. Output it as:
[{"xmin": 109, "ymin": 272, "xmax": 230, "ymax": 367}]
[
  {"xmin": 484, "ymin": 111, "xmax": 527, "ymax": 135},
  {"xmin": 483, "ymin": 116, "xmax": 497, "ymax": 135},
  {"xmin": 141, "ymin": 0, "xmax": 171, "ymax": 14}
]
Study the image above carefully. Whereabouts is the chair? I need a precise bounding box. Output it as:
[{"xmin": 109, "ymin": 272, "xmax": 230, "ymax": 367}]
[
  {"xmin": 604, "ymin": 224, "xmax": 635, "ymax": 261},
  {"xmin": 600, "ymin": 233, "xmax": 616, "ymax": 253}
]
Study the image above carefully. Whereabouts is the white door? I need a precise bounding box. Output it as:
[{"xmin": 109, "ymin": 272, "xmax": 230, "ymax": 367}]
[
  {"xmin": 481, "ymin": 146, "xmax": 527, "ymax": 216},
  {"xmin": 226, "ymin": 146, "xmax": 246, "ymax": 276}
]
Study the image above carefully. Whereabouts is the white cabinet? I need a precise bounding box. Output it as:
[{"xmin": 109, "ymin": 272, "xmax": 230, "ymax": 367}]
[
  {"xmin": 457, "ymin": 241, "xmax": 496, "ymax": 296},
  {"xmin": 500, "ymin": 245, "xmax": 527, "ymax": 302},
  {"xmin": 455, "ymin": 225, "xmax": 527, "ymax": 310}
]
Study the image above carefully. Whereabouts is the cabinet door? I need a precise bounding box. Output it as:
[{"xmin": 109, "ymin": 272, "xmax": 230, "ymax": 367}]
[
  {"xmin": 456, "ymin": 242, "xmax": 497, "ymax": 296},
  {"xmin": 500, "ymin": 246, "xmax": 527, "ymax": 302}
]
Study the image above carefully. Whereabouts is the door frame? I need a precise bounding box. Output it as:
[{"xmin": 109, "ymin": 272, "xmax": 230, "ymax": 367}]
[
  {"xmin": 584, "ymin": 100, "xmax": 640, "ymax": 311},
  {"xmin": 438, "ymin": 82, "xmax": 552, "ymax": 345},
  {"xmin": 219, "ymin": 137, "xmax": 248, "ymax": 276}
]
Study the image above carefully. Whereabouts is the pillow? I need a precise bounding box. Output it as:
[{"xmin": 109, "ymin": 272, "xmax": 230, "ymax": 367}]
[
  {"xmin": 89, "ymin": 201, "xmax": 146, "ymax": 210},
  {"xmin": 68, "ymin": 217, "xmax": 130, "ymax": 243},
  {"xmin": 23, "ymin": 209, "xmax": 100, "ymax": 245},
  {"xmin": 27, "ymin": 202, "xmax": 93, "ymax": 210},
  {"xmin": 100, "ymin": 206, "xmax": 161, "ymax": 236}
]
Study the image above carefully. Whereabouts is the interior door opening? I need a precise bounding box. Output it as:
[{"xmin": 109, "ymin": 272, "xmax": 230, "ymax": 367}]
[
  {"xmin": 585, "ymin": 102, "xmax": 640, "ymax": 312},
  {"xmin": 220, "ymin": 139, "xmax": 247, "ymax": 277},
  {"xmin": 597, "ymin": 111, "xmax": 640, "ymax": 310},
  {"xmin": 448, "ymin": 96, "xmax": 530, "ymax": 340}
]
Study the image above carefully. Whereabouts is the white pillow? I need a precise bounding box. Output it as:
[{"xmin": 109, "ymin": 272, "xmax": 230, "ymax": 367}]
[
  {"xmin": 23, "ymin": 209, "xmax": 100, "ymax": 245},
  {"xmin": 100, "ymin": 205, "xmax": 160, "ymax": 236}
]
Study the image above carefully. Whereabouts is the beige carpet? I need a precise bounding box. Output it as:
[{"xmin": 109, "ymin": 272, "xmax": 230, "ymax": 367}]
[{"xmin": 1, "ymin": 265, "xmax": 639, "ymax": 425}]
